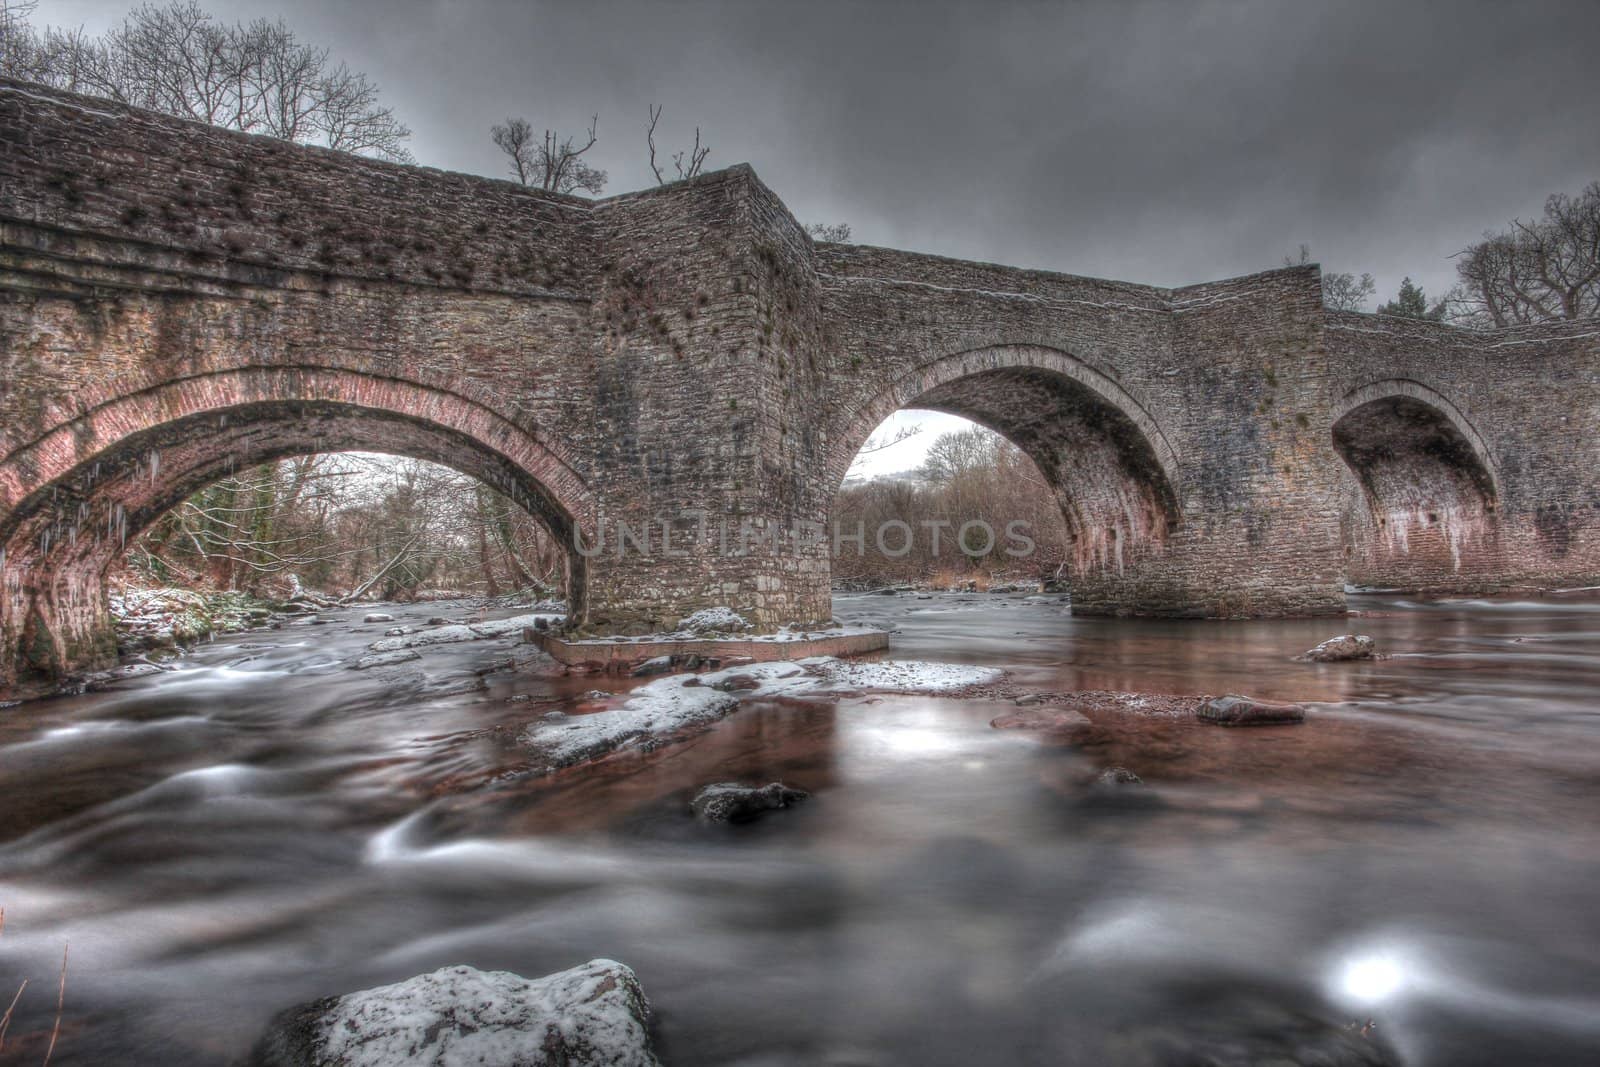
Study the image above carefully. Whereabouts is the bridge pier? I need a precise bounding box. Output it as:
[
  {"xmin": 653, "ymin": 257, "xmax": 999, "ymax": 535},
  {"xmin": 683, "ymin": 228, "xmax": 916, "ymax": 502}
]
[{"xmin": 1, "ymin": 562, "xmax": 117, "ymax": 697}]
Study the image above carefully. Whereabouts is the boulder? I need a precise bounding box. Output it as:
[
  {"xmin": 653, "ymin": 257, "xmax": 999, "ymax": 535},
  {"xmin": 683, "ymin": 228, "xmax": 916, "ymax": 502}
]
[
  {"xmin": 630, "ymin": 655, "xmax": 676, "ymax": 677},
  {"xmin": 691, "ymin": 781, "xmax": 809, "ymax": 822},
  {"xmin": 1300, "ymin": 634, "xmax": 1378, "ymax": 662},
  {"xmin": 246, "ymin": 960, "xmax": 660, "ymax": 1067},
  {"xmin": 362, "ymin": 612, "xmax": 395, "ymax": 623},
  {"xmin": 711, "ymin": 672, "xmax": 763, "ymax": 692},
  {"xmin": 1199, "ymin": 695, "xmax": 1306, "ymax": 726}
]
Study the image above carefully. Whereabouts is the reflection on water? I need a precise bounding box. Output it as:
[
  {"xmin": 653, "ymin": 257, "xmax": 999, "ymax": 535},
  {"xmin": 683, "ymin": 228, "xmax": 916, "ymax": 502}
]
[{"xmin": 0, "ymin": 594, "xmax": 1598, "ymax": 1064}]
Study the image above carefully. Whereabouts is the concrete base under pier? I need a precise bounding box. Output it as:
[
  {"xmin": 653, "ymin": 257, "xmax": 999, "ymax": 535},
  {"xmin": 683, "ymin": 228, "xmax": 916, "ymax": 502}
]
[{"xmin": 529, "ymin": 627, "xmax": 890, "ymax": 672}]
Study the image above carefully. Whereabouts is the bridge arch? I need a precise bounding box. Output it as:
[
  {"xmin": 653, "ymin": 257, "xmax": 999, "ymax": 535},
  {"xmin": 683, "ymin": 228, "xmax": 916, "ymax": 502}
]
[
  {"xmin": 1332, "ymin": 378, "xmax": 1500, "ymax": 579},
  {"xmin": 828, "ymin": 343, "xmax": 1182, "ymax": 575},
  {"xmin": 0, "ymin": 368, "xmax": 595, "ymax": 690}
]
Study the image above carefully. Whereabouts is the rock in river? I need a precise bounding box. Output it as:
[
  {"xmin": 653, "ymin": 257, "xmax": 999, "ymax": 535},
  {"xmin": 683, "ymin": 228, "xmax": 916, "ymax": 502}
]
[
  {"xmin": 247, "ymin": 960, "xmax": 660, "ymax": 1066},
  {"xmin": 692, "ymin": 781, "xmax": 809, "ymax": 822},
  {"xmin": 1300, "ymin": 634, "xmax": 1378, "ymax": 662},
  {"xmin": 991, "ymin": 707, "xmax": 1092, "ymax": 734},
  {"xmin": 350, "ymin": 650, "xmax": 421, "ymax": 671},
  {"xmin": 1199, "ymin": 695, "xmax": 1306, "ymax": 726},
  {"xmin": 362, "ymin": 612, "xmax": 395, "ymax": 623}
]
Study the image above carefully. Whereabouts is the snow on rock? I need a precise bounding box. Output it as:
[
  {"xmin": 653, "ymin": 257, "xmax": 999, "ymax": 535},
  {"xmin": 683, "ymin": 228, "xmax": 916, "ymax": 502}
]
[
  {"xmin": 1298, "ymin": 634, "xmax": 1378, "ymax": 662},
  {"xmin": 367, "ymin": 613, "xmax": 563, "ymax": 652},
  {"xmin": 521, "ymin": 657, "xmax": 1001, "ymax": 774},
  {"xmin": 247, "ymin": 960, "xmax": 659, "ymax": 1066},
  {"xmin": 362, "ymin": 612, "xmax": 395, "ymax": 623},
  {"xmin": 350, "ymin": 650, "xmax": 422, "ymax": 671},
  {"xmin": 675, "ymin": 606, "xmax": 751, "ymax": 633}
]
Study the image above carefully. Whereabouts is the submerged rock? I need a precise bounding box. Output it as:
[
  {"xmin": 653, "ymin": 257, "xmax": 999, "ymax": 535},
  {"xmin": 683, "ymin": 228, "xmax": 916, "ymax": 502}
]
[
  {"xmin": 1199, "ymin": 695, "xmax": 1307, "ymax": 726},
  {"xmin": 692, "ymin": 781, "xmax": 809, "ymax": 822},
  {"xmin": 246, "ymin": 960, "xmax": 660, "ymax": 1066},
  {"xmin": 1097, "ymin": 766, "xmax": 1144, "ymax": 786},
  {"xmin": 83, "ymin": 661, "xmax": 172, "ymax": 690},
  {"xmin": 991, "ymin": 707, "xmax": 1092, "ymax": 733},
  {"xmin": 1103, "ymin": 982, "xmax": 1399, "ymax": 1067},
  {"xmin": 1300, "ymin": 634, "xmax": 1378, "ymax": 662}
]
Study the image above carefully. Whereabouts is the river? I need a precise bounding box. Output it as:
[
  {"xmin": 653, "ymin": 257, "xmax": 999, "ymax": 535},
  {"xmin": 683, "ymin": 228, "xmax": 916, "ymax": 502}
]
[{"xmin": 1, "ymin": 593, "xmax": 1597, "ymax": 1065}]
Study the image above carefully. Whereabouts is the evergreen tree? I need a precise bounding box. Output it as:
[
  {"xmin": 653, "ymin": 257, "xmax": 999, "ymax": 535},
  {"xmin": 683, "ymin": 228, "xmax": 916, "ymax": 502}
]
[{"xmin": 1377, "ymin": 277, "xmax": 1446, "ymax": 320}]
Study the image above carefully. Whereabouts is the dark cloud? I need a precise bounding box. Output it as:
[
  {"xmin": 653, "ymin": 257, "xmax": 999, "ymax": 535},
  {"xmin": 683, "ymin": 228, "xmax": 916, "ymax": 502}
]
[{"xmin": 36, "ymin": 0, "xmax": 1600, "ymax": 301}]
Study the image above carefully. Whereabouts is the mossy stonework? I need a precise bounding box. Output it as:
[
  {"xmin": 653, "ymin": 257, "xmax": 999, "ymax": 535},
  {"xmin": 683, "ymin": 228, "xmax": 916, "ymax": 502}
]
[{"xmin": 3, "ymin": 79, "xmax": 1600, "ymax": 693}]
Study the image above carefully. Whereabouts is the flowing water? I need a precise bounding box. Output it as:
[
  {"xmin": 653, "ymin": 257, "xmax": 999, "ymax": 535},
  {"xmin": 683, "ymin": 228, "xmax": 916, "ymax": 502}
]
[{"xmin": 1, "ymin": 593, "xmax": 1598, "ymax": 1065}]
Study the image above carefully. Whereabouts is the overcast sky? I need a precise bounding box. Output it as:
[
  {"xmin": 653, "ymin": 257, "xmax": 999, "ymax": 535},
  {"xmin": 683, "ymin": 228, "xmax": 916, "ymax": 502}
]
[{"xmin": 32, "ymin": 0, "xmax": 1600, "ymax": 475}]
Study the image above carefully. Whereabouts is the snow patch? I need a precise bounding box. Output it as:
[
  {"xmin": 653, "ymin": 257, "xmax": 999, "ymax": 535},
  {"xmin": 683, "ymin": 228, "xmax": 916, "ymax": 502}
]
[
  {"xmin": 521, "ymin": 657, "xmax": 1000, "ymax": 773},
  {"xmin": 675, "ymin": 605, "xmax": 750, "ymax": 633}
]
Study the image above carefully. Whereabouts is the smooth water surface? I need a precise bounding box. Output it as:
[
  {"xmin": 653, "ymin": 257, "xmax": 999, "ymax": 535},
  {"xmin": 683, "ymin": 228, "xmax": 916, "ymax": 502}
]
[{"xmin": 1, "ymin": 593, "xmax": 1598, "ymax": 1064}]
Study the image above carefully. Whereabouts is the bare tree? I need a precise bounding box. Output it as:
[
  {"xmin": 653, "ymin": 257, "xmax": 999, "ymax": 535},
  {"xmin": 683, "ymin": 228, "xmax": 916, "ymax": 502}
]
[
  {"xmin": 492, "ymin": 115, "xmax": 607, "ymax": 194},
  {"xmin": 646, "ymin": 104, "xmax": 710, "ymax": 184},
  {"xmin": 1, "ymin": 2, "xmax": 411, "ymax": 161},
  {"xmin": 845, "ymin": 424, "xmax": 921, "ymax": 477},
  {"xmin": 131, "ymin": 454, "xmax": 568, "ymax": 602},
  {"xmin": 1451, "ymin": 182, "xmax": 1600, "ymax": 327},
  {"xmin": 0, "ymin": 0, "xmax": 33, "ymax": 71},
  {"xmin": 807, "ymin": 222, "xmax": 852, "ymax": 243},
  {"xmin": 1286, "ymin": 244, "xmax": 1375, "ymax": 312}
]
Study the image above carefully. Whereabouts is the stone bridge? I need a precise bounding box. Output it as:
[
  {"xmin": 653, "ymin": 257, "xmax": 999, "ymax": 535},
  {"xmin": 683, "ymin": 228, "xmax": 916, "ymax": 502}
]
[{"xmin": 3, "ymin": 79, "xmax": 1599, "ymax": 695}]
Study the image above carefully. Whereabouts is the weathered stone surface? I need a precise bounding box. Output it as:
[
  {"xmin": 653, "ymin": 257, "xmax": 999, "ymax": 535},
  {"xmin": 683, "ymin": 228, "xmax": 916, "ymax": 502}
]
[
  {"xmin": 3, "ymin": 78, "xmax": 1599, "ymax": 696},
  {"xmin": 691, "ymin": 781, "xmax": 809, "ymax": 822},
  {"xmin": 1301, "ymin": 634, "xmax": 1379, "ymax": 662},
  {"xmin": 630, "ymin": 655, "xmax": 677, "ymax": 677},
  {"xmin": 245, "ymin": 960, "xmax": 659, "ymax": 1066},
  {"xmin": 1199, "ymin": 695, "xmax": 1307, "ymax": 726},
  {"xmin": 350, "ymin": 649, "xmax": 422, "ymax": 670}
]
